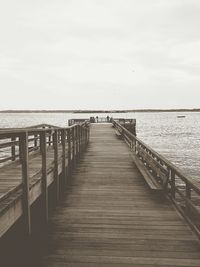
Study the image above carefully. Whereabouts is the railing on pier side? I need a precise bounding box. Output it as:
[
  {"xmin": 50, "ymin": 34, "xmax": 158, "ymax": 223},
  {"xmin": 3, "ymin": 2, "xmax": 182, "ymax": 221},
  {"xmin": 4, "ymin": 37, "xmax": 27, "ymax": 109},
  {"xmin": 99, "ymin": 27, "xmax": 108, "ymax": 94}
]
[
  {"xmin": 68, "ymin": 117, "xmax": 136, "ymax": 125},
  {"xmin": 0, "ymin": 121, "xmax": 90, "ymax": 235},
  {"xmin": 0, "ymin": 124, "xmax": 60, "ymax": 164},
  {"xmin": 0, "ymin": 123, "xmax": 90, "ymax": 165},
  {"xmin": 113, "ymin": 120, "xmax": 200, "ymax": 238},
  {"xmin": 68, "ymin": 117, "xmax": 110, "ymax": 124},
  {"xmin": 68, "ymin": 119, "xmax": 88, "ymax": 126}
]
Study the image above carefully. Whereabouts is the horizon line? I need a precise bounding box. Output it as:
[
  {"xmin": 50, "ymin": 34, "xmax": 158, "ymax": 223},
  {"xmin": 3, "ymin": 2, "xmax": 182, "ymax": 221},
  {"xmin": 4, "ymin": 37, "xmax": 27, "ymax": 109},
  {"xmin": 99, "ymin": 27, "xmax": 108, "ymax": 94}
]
[{"xmin": 0, "ymin": 108, "xmax": 200, "ymax": 113}]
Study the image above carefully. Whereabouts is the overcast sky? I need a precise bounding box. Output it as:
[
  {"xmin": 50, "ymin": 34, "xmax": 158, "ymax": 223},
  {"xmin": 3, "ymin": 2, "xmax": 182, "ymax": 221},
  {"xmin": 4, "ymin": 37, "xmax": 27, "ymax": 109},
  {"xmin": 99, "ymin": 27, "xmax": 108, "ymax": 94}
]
[{"xmin": 0, "ymin": 0, "xmax": 200, "ymax": 110}]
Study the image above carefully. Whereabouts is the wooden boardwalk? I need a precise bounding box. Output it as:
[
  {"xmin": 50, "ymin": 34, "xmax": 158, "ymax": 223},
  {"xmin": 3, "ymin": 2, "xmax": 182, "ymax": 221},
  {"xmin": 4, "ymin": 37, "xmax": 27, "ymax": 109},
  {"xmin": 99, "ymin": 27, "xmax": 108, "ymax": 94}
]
[{"xmin": 42, "ymin": 124, "xmax": 200, "ymax": 267}]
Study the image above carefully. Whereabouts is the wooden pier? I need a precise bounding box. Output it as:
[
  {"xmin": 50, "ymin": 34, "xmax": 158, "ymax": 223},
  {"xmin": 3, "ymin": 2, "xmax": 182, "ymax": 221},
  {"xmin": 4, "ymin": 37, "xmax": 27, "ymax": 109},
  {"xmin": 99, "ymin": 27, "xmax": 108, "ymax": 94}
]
[
  {"xmin": 0, "ymin": 120, "xmax": 200, "ymax": 266},
  {"xmin": 0, "ymin": 122, "xmax": 89, "ymax": 238}
]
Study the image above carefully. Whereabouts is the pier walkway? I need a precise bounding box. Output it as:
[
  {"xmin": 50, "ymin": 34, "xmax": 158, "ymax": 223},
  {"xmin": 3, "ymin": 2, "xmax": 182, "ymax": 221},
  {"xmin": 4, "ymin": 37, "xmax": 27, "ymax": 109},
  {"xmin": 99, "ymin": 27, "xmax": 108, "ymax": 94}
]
[{"xmin": 42, "ymin": 124, "xmax": 200, "ymax": 267}]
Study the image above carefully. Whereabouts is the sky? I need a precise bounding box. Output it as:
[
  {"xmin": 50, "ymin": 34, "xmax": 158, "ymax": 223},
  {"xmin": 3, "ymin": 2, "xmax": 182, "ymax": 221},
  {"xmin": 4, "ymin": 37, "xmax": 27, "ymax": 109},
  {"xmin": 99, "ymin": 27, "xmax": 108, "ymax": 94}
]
[{"xmin": 0, "ymin": 0, "xmax": 200, "ymax": 110}]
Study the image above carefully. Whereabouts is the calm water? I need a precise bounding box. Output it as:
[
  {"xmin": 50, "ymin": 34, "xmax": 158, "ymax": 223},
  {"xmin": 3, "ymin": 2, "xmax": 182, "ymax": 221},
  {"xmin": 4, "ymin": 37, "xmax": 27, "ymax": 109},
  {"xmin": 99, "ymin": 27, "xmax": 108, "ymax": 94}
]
[{"xmin": 0, "ymin": 112, "xmax": 200, "ymax": 179}]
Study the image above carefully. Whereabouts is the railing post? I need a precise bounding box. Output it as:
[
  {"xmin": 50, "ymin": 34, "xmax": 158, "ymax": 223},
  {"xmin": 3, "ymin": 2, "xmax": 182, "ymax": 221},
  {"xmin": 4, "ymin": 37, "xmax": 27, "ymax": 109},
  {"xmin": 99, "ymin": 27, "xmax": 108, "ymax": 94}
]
[
  {"xmin": 61, "ymin": 129, "xmax": 66, "ymax": 186},
  {"xmin": 19, "ymin": 137, "xmax": 23, "ymax": 163},
  {"xmin": 11, "ymin": 137, "xmax": 16, "ymax": 161},
  {"xmin": 186, "ymin": 182, "xmax": 191, "ymax": 215},
  {"xmin": 53, "ymin": 130, "xmax": 59, "ymax": 202},
  {"xmin": 82, "ymin": 126, "xmax": 84, "ymax": 151},
  {"xmin": 83, "ymin": 126, "xmax": 86, "ymax": 150},
  {"xmin": 76, "ymin": 125, "xmax": 79, "ymax": 163},
  {"xmin": 84, "ymin": 126, "xmax": 86, "ymax": 148},
  {"xmin": 135, "ymin": 140, "xmax": 137, "ymax": 154},
  {"xmin": 40, "ymin": 131, "xmax": 48, "ymax": 225},
  {"xmin": 171, "ymin": 169, "xmax": 176, "ymax": 199},
  {"xmin": 67, "ymin": 128, "xmax": 72, "ymax": 176},
  {"xmin": 48, "ymin": 126, "xmax": 51, "ymax": 146},
  {"xmin": 87, "ymin": 125, "xmax": 90, "ymax": 143},
  {"xmin": 80, "ymin": 125, "xmax": 82, "ymax": 159},
  {"xmin": 165, "ymin": 167, "xmax": 171, "ymax": 192},
  {"xmin": 19, "ymin": 132, "xmax": 31, "ymax": 235},
  {"xmin": 34, "ymin": 134, "xmax": 38, "ymax": 148},
  {"xmin": 72, "ymin": 127, "xmax": 76, "ymax": 168},
  {"xmin": 79, "ymin": 125, "xmax": 82, "ymax": 159},
  {"xmin": 85, "ymin": 126, "xmax": 87, "ymax": 145},
  {"xmin": 78, "ymin": 125, "xmax": 82, "ymax": 155},
  {"xmin": 48, "ymin": 134, "xmax": 51, "ymax": 146}
]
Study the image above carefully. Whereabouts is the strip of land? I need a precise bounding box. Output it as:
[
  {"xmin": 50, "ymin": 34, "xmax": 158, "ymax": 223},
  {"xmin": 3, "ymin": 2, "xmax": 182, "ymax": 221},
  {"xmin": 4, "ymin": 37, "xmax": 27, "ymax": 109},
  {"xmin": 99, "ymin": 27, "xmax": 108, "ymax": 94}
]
[{"xmin": 0, "ymin": 109, "xmax": 200, "ymax": 113}]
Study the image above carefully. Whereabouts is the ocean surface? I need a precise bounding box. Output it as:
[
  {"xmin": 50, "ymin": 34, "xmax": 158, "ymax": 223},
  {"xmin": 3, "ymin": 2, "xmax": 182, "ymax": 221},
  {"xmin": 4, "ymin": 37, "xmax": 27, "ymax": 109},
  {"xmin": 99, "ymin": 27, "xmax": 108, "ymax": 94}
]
[{"xmin": 0, "ymin": 112, "xmax": 200, "ymax": 180}]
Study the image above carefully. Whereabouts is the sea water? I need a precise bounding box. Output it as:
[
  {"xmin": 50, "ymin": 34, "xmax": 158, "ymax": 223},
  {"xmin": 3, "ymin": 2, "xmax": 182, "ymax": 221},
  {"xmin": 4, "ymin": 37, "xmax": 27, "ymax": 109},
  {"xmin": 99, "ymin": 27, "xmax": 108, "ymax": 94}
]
[{"xmin": 0, "ymin": 112, "xmax": 199, "ymax": 179}]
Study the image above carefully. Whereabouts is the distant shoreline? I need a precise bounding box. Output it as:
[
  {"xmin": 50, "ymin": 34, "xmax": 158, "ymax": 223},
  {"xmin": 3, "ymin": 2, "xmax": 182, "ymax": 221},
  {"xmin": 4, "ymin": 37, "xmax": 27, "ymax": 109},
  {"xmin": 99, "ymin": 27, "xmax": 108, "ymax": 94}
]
[{"xmin": 0, "ymin": 109, "xmax": 200, "ymax": 113}]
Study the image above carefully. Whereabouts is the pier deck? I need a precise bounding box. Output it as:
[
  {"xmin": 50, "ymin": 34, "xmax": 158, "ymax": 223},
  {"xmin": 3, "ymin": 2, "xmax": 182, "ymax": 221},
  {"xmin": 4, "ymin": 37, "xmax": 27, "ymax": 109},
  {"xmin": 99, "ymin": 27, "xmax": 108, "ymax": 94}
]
[{"xmin": 43, "ymin": 124, "xmax": 200, "ymax": 267}]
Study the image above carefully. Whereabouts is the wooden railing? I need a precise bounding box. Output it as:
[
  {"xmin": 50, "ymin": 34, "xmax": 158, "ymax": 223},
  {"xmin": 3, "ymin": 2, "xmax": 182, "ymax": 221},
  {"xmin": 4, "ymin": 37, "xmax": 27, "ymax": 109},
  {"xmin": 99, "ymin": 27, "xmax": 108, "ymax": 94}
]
[
  {"xmin": 0, "ymin": 124, "xmax": 52, "ymax": 164},
  {"xmin": 68, "ymin": 119, "xmax": 89, "ymax": 126},
  {"xmin": 0, "ymin": 123, "xmax": 89, "ymax": 166},
  {"xmin": 0, "ymin": 122, "xmax": 90, "ymax": 165},
  {"xmin": 0, "ymin": 121, "xmax": 90, "ymax": 235},
  {"xmin": 113, "ymin": 120, "xmax": 200, "ymax": 238}
]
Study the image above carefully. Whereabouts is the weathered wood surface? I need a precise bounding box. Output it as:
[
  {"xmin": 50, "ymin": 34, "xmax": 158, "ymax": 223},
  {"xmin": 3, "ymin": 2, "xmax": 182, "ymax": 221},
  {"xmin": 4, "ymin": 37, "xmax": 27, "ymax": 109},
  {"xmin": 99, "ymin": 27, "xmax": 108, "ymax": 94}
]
[
  {"xmin": 43, "ymin": 124, "xmax": 200, "ymax": 267},
  {"xmin": 0, "ymin": 146, "xmax": 63, "ymax": 202},
  {"xmin": 0, "ymin": 145, "xmax": 64, "ymax": 237}
]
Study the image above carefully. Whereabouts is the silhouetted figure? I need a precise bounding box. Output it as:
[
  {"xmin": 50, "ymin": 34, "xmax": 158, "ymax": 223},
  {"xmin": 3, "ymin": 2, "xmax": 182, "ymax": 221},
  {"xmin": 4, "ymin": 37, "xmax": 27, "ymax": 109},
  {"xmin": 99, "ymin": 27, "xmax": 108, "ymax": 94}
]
[
  {"xmin": 90, "ymin": 117, "xmax": 95, "ymax": 123},
  {"xmin": 96, "ymin": 116, "xmax": 98, "ymax": 123},
  {"xmin": 107, "ymin": 115, "xmax": 110, "ymax": 122}
]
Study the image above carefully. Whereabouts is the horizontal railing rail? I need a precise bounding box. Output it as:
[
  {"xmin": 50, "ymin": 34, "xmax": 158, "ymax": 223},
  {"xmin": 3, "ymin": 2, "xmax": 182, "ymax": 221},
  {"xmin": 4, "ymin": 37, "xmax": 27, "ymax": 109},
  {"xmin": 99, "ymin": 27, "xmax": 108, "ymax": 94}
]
[
  {"xmin": 113, "ymin": 120, "xmax": 200, "ymax": 238},
  {"xmin": 0, "ymin": 122, "xmax": 89, "ymax": 165},
  {"xmin": 68, "ymin": 119, "xmax": 89, "ymax": 126},
  {"xmin": 68, "ymin": 117, "xmax": 136, "ymax": 125},
  {"xmin": 0, "ymin": 123, "xmax": 61, "ymax": 131},
  {"xmin": 25, "ymin": 123, "xmax": 62, "ymax": 129}
]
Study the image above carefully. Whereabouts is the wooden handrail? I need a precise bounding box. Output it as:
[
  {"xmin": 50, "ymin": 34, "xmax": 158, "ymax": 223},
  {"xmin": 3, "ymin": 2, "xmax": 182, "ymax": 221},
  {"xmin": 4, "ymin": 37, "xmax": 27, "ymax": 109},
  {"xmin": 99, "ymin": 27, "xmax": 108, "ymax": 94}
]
[
  {"xmin": 0, "ymin": 120, "xmax": 90, "ymax": 236},
  {"xmin": 113, "ymin": 120, "xmax": 200, "ymax": 238},
  {"xmin": 0, "ymin": 123, "xmax": 61, "ymax": 131},
  {"xmin": 0, "ymin": 121, "xmax": 90, "ymax": 166}
]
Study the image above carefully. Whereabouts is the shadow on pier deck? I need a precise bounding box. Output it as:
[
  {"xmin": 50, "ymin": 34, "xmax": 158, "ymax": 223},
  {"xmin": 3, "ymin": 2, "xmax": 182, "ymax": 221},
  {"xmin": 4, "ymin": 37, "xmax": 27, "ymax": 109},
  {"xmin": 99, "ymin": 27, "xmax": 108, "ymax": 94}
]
[{"xmin": 42, "ymin": 124, "xmax": 200, "ymax": 267}]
